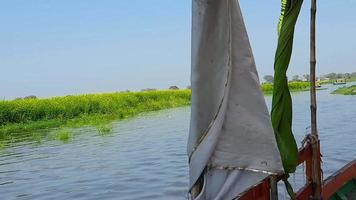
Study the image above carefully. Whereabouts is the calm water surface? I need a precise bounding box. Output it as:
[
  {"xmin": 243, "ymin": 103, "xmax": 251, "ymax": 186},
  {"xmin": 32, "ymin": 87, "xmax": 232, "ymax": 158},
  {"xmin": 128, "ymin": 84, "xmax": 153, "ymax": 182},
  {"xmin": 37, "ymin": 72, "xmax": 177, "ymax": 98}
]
[{"xmin": 1, "ymin": 84, "xmax": 355, "ymax": 199}]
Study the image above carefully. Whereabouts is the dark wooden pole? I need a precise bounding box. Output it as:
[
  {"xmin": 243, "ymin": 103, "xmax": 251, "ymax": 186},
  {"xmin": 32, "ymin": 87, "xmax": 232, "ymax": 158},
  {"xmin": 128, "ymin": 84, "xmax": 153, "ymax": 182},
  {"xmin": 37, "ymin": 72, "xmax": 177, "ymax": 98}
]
[
  {"xmin": 310, "ymin": 0, "xmax": 322, "ymax": 199},
  {"xmin": 270, "ymin": 176, "xmax": 278, "ymax": 200},
  {"xmin": 310, "ymin": 0, "xmax": 317, "ymax": 137}
]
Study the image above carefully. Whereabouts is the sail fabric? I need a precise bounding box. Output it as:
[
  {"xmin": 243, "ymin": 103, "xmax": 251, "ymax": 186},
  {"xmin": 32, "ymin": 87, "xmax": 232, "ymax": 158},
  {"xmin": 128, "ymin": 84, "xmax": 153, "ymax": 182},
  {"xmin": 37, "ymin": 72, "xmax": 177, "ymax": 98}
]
[
  {"xmin": 272, "ymin": 0, "xmax": 303, "ymax": 175},
  {"xmin": 188, "ymin": 0, "xmax": 283, "ymax": 199}
]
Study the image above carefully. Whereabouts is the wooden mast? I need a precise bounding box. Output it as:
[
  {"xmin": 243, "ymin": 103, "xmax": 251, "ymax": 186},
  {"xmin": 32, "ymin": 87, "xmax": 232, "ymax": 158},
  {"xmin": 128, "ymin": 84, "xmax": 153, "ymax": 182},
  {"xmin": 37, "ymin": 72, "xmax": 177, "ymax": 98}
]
[{"xmin": 310, "ymin": 0, "xmax": 322, "ymax": 199}]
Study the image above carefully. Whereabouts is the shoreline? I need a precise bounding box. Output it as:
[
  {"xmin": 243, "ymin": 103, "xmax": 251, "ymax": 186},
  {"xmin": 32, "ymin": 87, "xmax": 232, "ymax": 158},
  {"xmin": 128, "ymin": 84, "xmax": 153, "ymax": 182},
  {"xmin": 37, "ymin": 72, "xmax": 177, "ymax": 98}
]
[
  {"xmin": 0, "ymin": 90, "xmax": 191, "ymax": 138},
  {"xmin": 332, "ymin": 85, "xmax": 356, "ymax": 95},
  {"xmin": 0, "ymin": 82, "xmax": 325, "ymax": 137}
]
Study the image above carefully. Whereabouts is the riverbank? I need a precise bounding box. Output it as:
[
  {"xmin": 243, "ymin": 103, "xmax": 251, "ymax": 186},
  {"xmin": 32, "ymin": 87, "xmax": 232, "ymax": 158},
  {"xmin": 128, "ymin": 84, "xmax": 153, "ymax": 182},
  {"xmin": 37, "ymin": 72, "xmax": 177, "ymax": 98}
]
[
  {"xmin": 261, "ymin": 81, "xmax": 310, "ymax": 94},
  {"xmin": 332, "ymin": 85, "xmax": 356, "ymax": 95},
  {"xmin": 0, "ymin": 82, "xmax": 313, "ymax": 137},
  {"xmin": 0, "ymin": 90, "xmax": 191, "ymax": 137},
  {"xmin": 1, "ymin": 80, "xmax": 355, "ymax": 200}
]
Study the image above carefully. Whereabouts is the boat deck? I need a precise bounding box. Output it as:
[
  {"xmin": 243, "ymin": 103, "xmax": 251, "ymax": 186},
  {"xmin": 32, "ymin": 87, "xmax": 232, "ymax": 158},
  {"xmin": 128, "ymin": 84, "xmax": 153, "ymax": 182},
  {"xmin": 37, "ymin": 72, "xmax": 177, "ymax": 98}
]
[
  {"xmin": 347, "ymin": 190, "xmax": 356, "ymax": 200},
  {"xmin": 330, "ymin": 179, "xmax": 356, "ymax": 200}
]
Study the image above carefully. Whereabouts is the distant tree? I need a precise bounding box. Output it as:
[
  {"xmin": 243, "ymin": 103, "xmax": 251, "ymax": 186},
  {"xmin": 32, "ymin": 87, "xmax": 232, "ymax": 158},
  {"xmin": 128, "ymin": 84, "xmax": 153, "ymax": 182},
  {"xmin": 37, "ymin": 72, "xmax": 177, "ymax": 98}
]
[
  {"xmin": 352, "ymin": 72, "xmax": 356, "ymax": 77},
  {"xmin": 169, "ymin": 86, "xmax": 179, "ymax": 90},
  {"xmin": 292, "ymin": 75, "xmax": 300, "ymax": 82},
  {"xmin": 24, "ymin": 95, "xmax": 37, "ymax": 100},
  {"xmin": 263, "ymin": 75, "xmax": 274, "ymax": 83},
  {"xmin": 325, "ymin": 73, "xmax": 337, "ymax": 79},
  {"xmin": 344, "ymin": 73, "xmax": 351, "ymax": 79},
  {"xmin": 336, "ymin": 73, "xmax": 345, "ymax": 78},
  {"xmin": 141, "ymin": 88, "xmax": 156, "ymax": 92},
  {"xmin": 303, "ymin": 74, "xmax": 310, "ymax": 81}
]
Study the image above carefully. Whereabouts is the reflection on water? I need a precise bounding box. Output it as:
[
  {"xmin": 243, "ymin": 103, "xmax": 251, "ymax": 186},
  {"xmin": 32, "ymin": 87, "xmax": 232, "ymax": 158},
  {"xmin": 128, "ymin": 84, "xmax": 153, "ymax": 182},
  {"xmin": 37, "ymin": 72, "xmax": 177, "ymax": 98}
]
[{"xmin": 0, "ymin": 84, "xmax": 355, "ymax": 199}]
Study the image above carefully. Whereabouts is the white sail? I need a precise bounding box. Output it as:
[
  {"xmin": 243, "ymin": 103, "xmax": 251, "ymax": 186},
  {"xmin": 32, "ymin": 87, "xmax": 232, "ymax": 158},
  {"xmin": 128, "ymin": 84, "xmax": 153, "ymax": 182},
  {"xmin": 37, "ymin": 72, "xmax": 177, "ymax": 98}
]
[{"xmin": 188, "ymin": 0, "xmax": 283, "ymax": 199}]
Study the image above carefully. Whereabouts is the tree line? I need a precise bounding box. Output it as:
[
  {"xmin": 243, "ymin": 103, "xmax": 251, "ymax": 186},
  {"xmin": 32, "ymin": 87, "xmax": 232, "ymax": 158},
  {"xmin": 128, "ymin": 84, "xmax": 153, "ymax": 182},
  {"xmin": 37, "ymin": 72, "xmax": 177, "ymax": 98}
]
[{"xmin": 263, "ymin": 72, "xmax": 356, "ymax": 83}]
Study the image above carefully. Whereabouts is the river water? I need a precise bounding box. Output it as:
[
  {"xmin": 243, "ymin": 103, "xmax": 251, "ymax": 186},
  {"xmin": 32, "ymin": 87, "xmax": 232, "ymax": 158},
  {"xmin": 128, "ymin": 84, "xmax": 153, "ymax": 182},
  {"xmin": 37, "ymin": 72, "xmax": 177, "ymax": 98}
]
[{"xmin": 1, "ymin": 84, "xmax": 355, "ymax": 200}]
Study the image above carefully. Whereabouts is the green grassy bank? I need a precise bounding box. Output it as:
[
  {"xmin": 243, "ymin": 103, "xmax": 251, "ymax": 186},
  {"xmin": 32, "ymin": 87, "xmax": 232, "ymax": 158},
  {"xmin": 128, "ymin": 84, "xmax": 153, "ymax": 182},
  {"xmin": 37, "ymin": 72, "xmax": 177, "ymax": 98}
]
[
  {"xmin": 0, "ymin": 90, "xmax": 191, "ymax": 136},
  {"xmin": 0, "ymin": 82, "xmax": 313, "ymax": 137},
  {"xmin": 261, "ymin": 81, "xmax": 311, "ymax": 94},
  {"xmin": 332, "ymin": 85, "xmax": 356, "ymax": 95}
]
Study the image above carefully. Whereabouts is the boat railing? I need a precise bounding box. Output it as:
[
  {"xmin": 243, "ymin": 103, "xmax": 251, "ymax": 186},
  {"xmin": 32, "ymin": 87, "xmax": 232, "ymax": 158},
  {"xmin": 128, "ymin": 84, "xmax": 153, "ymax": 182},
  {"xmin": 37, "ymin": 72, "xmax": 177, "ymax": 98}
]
[
  {"xmin": 322, "ymin": 160, "xmax": 356, "ymax": 198},
  {"xmin": 237, "ymin": 143, "xmax": 314, "ymax": 200},
  {"xmin": 295, "ymin": 143, "xmax": 315, "ymax": 199},
  {"xmin": 238, "ymin": 141, "xmax": 356, "ymax": 199}
]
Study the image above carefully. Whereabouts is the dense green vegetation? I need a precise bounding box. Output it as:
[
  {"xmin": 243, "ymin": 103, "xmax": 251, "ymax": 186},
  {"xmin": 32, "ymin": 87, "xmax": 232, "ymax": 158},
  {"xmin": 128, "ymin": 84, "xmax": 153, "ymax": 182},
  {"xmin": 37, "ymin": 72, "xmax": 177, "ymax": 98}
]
[
  {"xmin": 332, "ymin": 85, "xmax": 356, "ymax": 95},
  {"xmin": 261, "ymin": 81, "xmax": 310, "ymax": 94},
  {"xmin": 0, "ymin": 82, "xmax": 314, "ymax": 139},
  {"xmin": 0, "ymin": 90, "xmax": 191, "ymax": 136}
]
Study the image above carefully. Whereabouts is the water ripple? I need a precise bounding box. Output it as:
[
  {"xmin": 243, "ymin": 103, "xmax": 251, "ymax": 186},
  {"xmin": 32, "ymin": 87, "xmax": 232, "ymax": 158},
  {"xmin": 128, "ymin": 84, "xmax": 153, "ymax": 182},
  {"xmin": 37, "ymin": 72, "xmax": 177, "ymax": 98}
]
[{"xmin": 0, "ymin": 87, "xmax": 355, "ymax": 199}]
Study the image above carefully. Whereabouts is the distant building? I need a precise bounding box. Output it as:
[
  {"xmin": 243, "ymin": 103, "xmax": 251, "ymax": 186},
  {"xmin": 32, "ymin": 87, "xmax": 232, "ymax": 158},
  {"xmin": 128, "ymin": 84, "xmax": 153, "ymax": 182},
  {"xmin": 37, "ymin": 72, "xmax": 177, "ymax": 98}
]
[{"xmin": 333, "ymin": 78, "xmax": 347, "ymax": 85}]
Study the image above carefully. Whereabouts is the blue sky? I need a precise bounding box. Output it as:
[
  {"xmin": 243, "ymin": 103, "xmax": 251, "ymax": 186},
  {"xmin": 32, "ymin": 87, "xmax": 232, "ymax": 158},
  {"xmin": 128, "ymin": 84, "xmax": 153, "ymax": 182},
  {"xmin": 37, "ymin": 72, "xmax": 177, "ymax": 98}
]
[{"xmin": 0, "ymin": 0, "xmax": 355, "ymax": 99}]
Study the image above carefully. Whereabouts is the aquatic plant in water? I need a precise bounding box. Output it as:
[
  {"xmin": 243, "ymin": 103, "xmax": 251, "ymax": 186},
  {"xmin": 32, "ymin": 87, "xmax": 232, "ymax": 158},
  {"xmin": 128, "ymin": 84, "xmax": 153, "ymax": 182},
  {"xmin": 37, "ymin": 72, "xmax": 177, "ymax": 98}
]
[
  {"xmin": 0, "ymin": 141, "xmax": 5, "ymax": 150},
  {"xmin": 96, "ymin": 124, "xmax": 113, "ymax": 136},
  {"xmin": 55, "ymin": 130, "xmax": 72, "ymax": 143},
  {"xmin": 31, "ymin": 132, "xmax": 43, "ymax": 144},
  {"xmin": 332, "ymin": 85, "xmax": 356, "ymax": 95}
]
